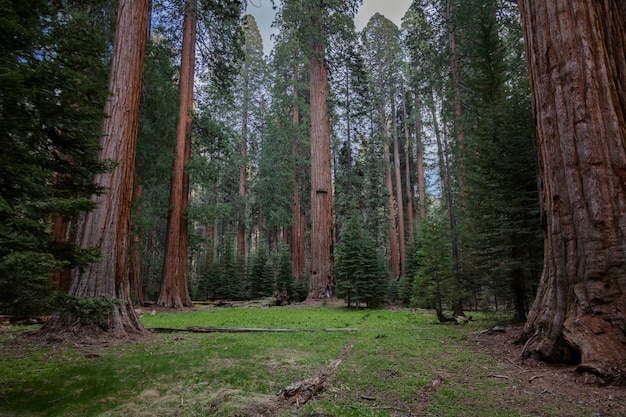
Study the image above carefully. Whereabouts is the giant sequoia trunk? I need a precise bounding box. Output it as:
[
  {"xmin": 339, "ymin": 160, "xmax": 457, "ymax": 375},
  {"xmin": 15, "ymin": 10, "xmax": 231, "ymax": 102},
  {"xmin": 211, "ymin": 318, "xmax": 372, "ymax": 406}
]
[
  {"xmin": 308, "ymin": 13, "xmax": 334, "ymax": 300},
  {"xmin": 45, "ymin": 0, "xmax": 150, "ymax": 337},
  {"xmin": 518, "ymin": 0, "xmax": 626, "ymax": 379},
  {"xmin": 158, "ymin": 0, "xmax": 196, "ymax": 308}
]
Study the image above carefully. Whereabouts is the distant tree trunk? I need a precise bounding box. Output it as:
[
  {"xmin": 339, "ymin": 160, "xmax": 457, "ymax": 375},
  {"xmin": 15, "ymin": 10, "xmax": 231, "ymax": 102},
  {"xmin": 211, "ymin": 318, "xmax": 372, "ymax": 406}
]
[
  {"xmin": 51, "ymin": 213, "xmax": 72, "ymax": 293},
  {"xmin": 308, "ymin": 10, "xmax": 334, "ymax": 300},
  {"xmin": 45, "ymin": 0, "xmax": 151, "ymax": 336},
  {"xmin": 158, "ymin": 0, "xmax": 196, "ymax": 308},
  {"xmin": 291, "ymin": 69, "xmax": 305, "ymax": 279},
  {"xmin": 392, "ymin": 103, "xmax": 406, "ymax": 278},
  {"xmin": 517, "ymin": 0, "xmax": 626, "ymax": 379},
  {"xmin": 238, "ymin": 69, "xmax": 249, "ymax": 261},
  {"xmin": 402, "ymin": 85, "xmax": 414, "ymax": 241},
  {"xmin": 415, "ymin": 93, "xmax": 427, "ymax": 220},
  {"xmin": 383, "ymin": 114, "xmax": 400, "ymax": 279},
  {"xmin": 129, "ymin": 183, "xmax": 145, "ymax": 304}
]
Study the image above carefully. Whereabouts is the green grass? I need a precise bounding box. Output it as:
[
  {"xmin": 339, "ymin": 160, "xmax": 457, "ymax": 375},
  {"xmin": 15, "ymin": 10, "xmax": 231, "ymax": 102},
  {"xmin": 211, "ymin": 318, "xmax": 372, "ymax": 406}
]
[{"xmin": 0, "ymin": 307, "xmax": 597, "ymax": 416}]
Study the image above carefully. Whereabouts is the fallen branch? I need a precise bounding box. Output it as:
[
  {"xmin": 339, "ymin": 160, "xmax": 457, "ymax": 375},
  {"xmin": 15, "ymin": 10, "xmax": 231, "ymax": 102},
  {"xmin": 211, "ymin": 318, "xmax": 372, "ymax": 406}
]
[
  {"xmin": 487, "ymin": 374, "xmax": 510, "ymax": 380},
  {"xmin": 149, "ymin": 326, "xmax": 359, "ymax": 334}
]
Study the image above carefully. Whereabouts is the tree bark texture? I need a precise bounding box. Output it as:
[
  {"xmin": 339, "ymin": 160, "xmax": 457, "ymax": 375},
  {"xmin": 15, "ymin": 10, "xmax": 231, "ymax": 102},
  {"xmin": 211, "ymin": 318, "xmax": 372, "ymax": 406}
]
[
  {"xmin": 45, "ymin": 0, "xmax": 151, "ymax": 336},
  {"xmin": 383, "ymin": 124, "xmax": 400, "ymax": 280},
  {"xmin": 158, "ymin": 0, "xmax": 196, "ymax": 308},
  {"xmin": 308, "ymin": 28, "xmax": 334, "ymax": 299},
  {"xmin": 402, "ymin": 86, "xmax": 414, "ymax": 242},
  {"xmin": 518, "ymin": 0, "xmax": 626, "ymax": 378},
  {"xmin": 415, "ymin": 93, "xmax": 427, "ymax": 220},
  {"xmin": 291, "ymin": 74, "xmax": 305, "ymax": 280},
  {"xmin": 238, "ymin": 67, "xmax": 249, "ymax": 260},
  {"xmin": 392, "ymin": 104, "xmax": 406, "ymax": 278}
]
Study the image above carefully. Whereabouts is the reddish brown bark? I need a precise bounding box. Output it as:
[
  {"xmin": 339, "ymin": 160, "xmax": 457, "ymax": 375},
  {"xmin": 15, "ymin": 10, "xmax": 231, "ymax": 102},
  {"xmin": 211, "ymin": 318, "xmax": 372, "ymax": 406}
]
[
  {"xmin": 308, "ymin": 13, "xmax": 334, "ymax": 300},
  {"xmin": 392, "ymin": 104, "xmax": 406, "ymax": 278},
  {"xmin": 383, "ymin": 115, "xmax": 400, "ymax": 279},
  {"xmin": 158, "ymin": 0, "xmax": 196, "ymax": 308},
  {"xmin": 45, "ymin": 0, "xmax": 151, "ymax": 336},
  {"xmin": 237, "ymin": 68, "xmax": 249, "ymax": 260},
  {"xmin": 291, "ymin": 69, "xmax": 305, "ymax": 279},
  {"xmin": 50, "ymin": 213, "xmax": 72, "ymax": 292},
  {"xmin": 415, "ymin": 93, "xmax": 426, "ymax": 220},
  {"xmin": 402, "ymin": 86, "xmax": 414, "ymax": 241},
  {"xmin": 518, "ymin": 0, "xmax": 626, "ymax": 379}
]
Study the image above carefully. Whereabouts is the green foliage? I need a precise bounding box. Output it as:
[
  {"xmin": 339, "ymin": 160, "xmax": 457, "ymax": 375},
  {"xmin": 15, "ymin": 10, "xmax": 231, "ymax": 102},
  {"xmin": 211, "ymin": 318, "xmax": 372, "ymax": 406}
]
[
  {"xmin": 411, "ymin": 206, "xmax": 457, "ymax": 310},
  {"xmin": 247, "ymin": 247, "xmax": 274, "ymax": 299},
  {"xmin": 275, "ymin": 243, "xmax": 307, "ymax": 304},
  {"xmin": 335, "ymin": 213, "xmax": 388, "ymax": 308},
  {"xmin": 133, "ymin": 39, "xmax": 180, "ymax": 300},
  {"xmin": 459, "ymin": 0, "xmax": 542, "ymax": 318},
  {"xmin": 0, "ymin": 0, "xmax": 110, "ymax": 315}
]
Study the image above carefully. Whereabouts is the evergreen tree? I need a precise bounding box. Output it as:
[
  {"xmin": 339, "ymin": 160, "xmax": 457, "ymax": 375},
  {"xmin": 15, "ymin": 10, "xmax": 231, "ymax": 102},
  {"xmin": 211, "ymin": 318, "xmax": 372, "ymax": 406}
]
[
  {"xmin": 335, "ymin": 211, "xmax": 388, "ymax": 308},
  {"xmin": 0, "ymin": 1, "xmax": 110, "ymax": 315},
  {"xmin": 133, "ymin": 38, "xmax": 180, "ymax": 301},
  {"xmin": 248, "ymin": 247, "xmax": 274, "ymax": 299},
  {"xmin": 411, "ymin": 204, "xmax": 459, "ymax": 313}
]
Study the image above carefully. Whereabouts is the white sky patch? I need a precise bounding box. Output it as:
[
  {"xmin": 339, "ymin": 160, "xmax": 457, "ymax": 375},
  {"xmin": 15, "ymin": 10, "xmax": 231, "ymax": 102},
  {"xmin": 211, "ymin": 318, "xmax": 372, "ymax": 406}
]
[{"xmin": 247, "ymin": 0, "xmax": 413, "ymax": 56}]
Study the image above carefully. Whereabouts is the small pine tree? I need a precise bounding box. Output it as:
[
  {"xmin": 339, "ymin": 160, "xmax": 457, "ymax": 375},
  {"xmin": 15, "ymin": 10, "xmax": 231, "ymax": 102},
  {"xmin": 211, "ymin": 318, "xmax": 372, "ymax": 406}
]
[
  {"xmin": 411, "ymin": 206, "xmax": 458, "ymax": 312},
  {"xmin": 248, "ymin": 247, "xmax": 274, "ymax": 299},
  {"xmin": 335, "ymin": 212, "xmax": 388, "ymax": 308}
]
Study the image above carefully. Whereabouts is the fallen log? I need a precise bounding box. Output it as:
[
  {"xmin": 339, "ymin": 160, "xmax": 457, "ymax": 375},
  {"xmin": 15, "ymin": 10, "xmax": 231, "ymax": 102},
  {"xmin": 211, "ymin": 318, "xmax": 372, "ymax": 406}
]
[{"xmin": 148, "ymin": 326, "xmax": 359, "ymax": 334}]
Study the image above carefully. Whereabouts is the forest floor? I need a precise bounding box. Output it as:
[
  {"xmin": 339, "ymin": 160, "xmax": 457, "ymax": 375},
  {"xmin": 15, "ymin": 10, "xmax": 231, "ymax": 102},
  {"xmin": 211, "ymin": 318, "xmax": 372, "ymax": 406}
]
[
  {"xmin": 465, "ymin": 325, "xmax": 626, "ymax": 417},
  {"xmin": 1, "ymin": 304, "xmax": 625, "ymax": 416}
]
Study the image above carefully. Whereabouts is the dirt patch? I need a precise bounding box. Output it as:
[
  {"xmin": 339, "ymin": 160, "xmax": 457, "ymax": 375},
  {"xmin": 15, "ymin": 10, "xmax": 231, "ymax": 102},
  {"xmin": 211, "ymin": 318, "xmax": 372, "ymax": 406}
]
[{"xmin": 468, "ymin": 325, "xmax": 626, "ymax": 416}]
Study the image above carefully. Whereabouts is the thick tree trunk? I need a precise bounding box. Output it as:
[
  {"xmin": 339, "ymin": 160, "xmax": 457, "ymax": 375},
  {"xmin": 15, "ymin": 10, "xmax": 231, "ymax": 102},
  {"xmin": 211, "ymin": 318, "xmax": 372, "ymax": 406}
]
[
  {"xmin": 518, "ymin": 0, "xmax": 626, "ymax": 379},
  {"xmin": 158, "ymin": 0, "xmax": 196, "ymax": 308},
  {"xmin": 45, "ymin": 0, "xmax": 150, "ymax": 337},
  {"xmin": 308, "ymin": 28, "xmax": 334, "ymax": 300},
  {"xmin": 392, "ymin": 103, "xmax": 406, "ymax": 278}
]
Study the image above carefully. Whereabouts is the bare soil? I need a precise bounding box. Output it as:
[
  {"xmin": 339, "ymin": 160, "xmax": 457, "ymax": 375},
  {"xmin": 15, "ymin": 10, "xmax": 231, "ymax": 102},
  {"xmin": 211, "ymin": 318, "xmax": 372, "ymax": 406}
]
[{"xmin": 467, "ymin": 324, "xmax": 626, "ymax": 417}]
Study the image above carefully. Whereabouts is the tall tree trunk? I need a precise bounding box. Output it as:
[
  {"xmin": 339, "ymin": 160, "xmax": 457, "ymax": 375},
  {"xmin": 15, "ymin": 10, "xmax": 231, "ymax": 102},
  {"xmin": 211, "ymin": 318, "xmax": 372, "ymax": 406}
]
[
  {"xmin": 291, "ymin": 68, "xmax": 304, "ymax": 279},
  {"xmin": 45, "ymin": 0, "xmax": 150, "ymax": 336},
  {"xmin": 158, "ymin": 0, "xmax": 196, "ymax": 308},
  {"xmin": 238, "ymin": 67, "xmax": 249, "ymax": 260},
  {"xmin": 392, "ymin": 102, "xmax": 406, "ymax": 278},
  {"xmin": 517, "ymin": 0, "xmax": 626, "ymax": 379},
  {"xmin": 383, "ymin": 114, "xmax": 400, "ymax": 279},
  {"xmin": 402, "ymin": 85, "xmax": 414, "ymax": 241},
  {"xmin": 308, "ymin": 14, "xmax": 334, "ymax": 300},
  {"xmin": 415, "ymin": 93, "xmax": 427, "ymax": 220}
]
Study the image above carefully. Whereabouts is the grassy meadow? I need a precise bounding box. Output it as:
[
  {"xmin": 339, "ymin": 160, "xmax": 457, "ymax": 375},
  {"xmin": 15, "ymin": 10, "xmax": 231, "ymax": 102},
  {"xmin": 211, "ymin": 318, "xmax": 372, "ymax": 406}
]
[{"xmin": 0, "ymin": 306, "xmax": 597, "ymax": 416}]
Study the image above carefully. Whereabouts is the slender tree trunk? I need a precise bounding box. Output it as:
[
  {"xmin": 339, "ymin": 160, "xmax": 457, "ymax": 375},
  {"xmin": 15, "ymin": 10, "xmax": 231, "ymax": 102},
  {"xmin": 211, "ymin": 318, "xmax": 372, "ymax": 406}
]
[
  {"xmin": 392, "ymin": 102, "xmax": 406, "ymax": 278},
  {"xmin": 383, "ymin": 114, "xmax": 400, "ymax": 279},
  {"xmin": 291, "ymin": 69, "xmax": 304, "ymax": 279},
  {"xmin": 158, "ymin": 0, "xmax": 196, "ymax": 308},
  {"xmin": 238, "ymin": 68, "xmax": 249, "ymax": 260},
  {"xmin": 402, "ymin": 85, "xmax": 414, "ymax": 241},
  {"xmin": 129, "ymin": 183, "xmax": 145, "ymax": 304},
  {"xmin": 51, "ymin": 213, "xmax": 72, "ymax": 293},
  {"xmin": 45, "ymin": 0, "xmax": 151, "ymax": 336},
  {"xmin": 415, "ymin": 93, "xmax": 426, "ymax": 220},
  {"xmin": 517, "ymin": 0, "xmax": 626, "ymax": 379}
]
